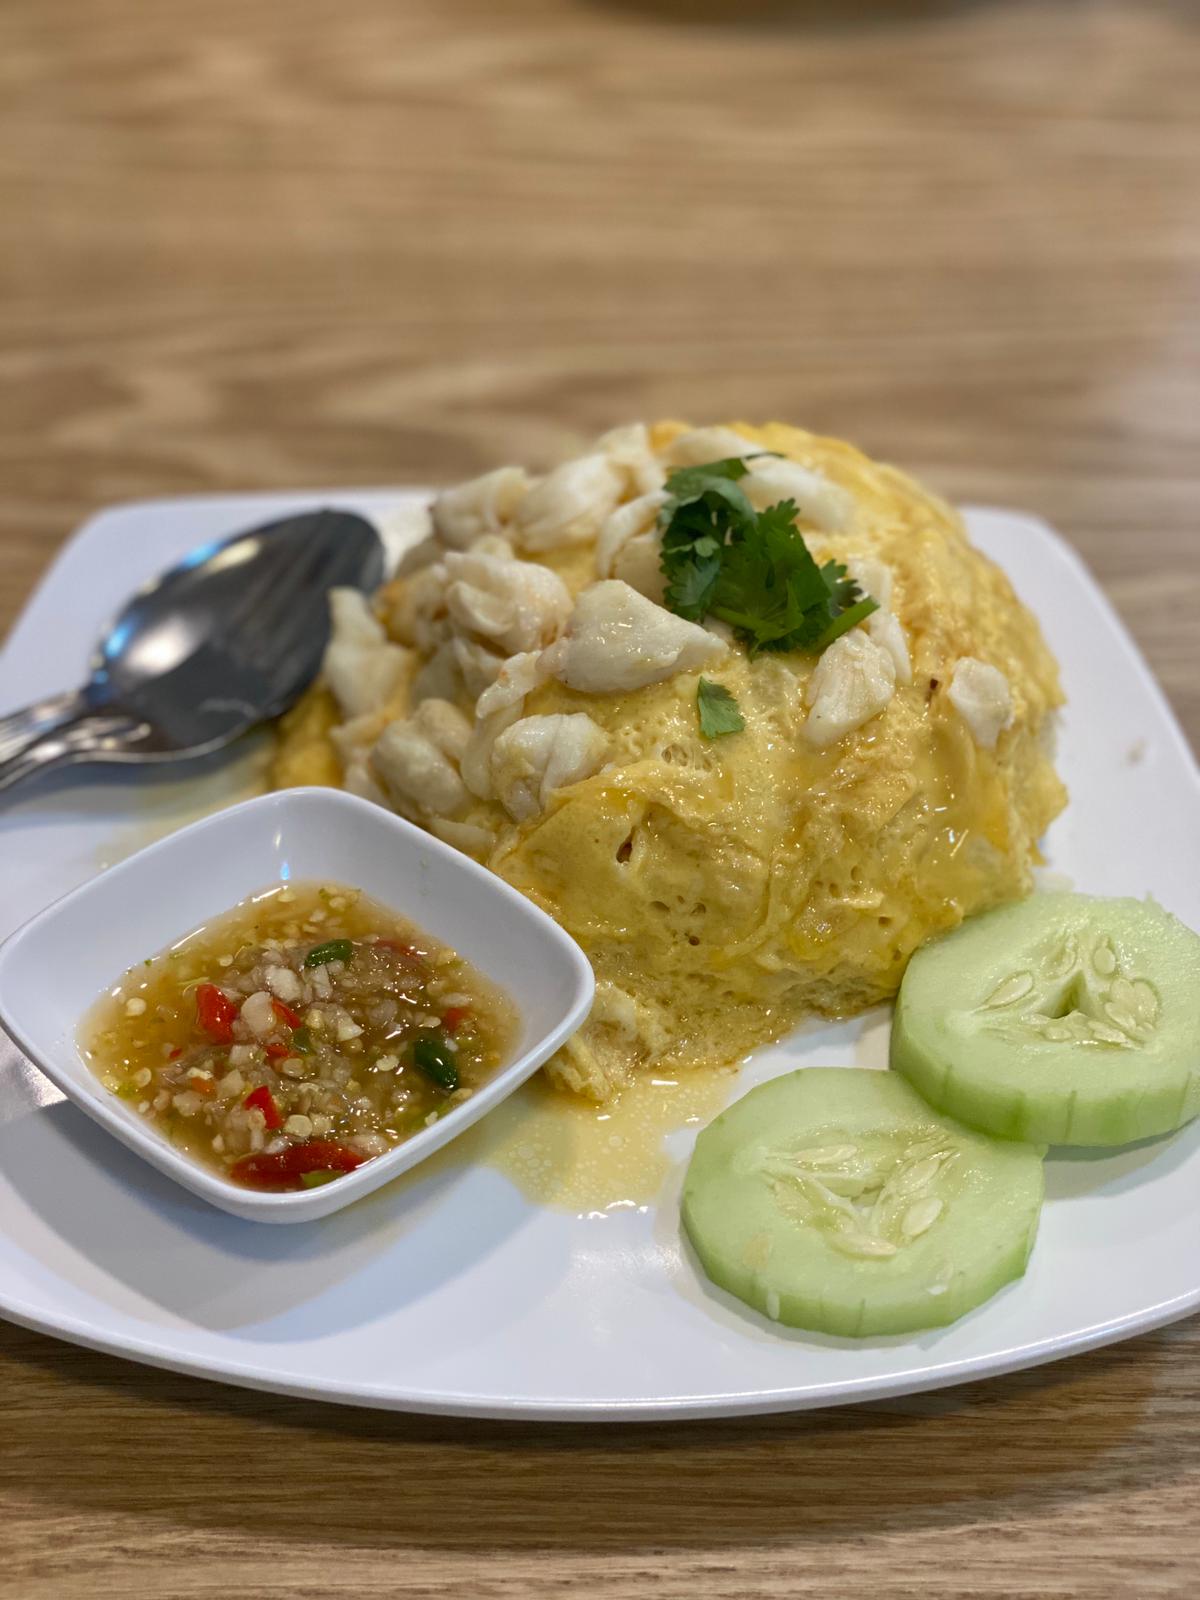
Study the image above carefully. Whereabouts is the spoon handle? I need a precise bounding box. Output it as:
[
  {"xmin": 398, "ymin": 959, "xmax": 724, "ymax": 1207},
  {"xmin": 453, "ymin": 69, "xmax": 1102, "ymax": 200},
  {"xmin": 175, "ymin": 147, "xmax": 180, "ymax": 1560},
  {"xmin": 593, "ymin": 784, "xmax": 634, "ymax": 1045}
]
[
  {"xmin": 0, "ymin": 690, "xmax": 147, "ymax": 796},
  {"xmin": 0, "ymin": 689, "xmax": 90, "ymax": 763}
]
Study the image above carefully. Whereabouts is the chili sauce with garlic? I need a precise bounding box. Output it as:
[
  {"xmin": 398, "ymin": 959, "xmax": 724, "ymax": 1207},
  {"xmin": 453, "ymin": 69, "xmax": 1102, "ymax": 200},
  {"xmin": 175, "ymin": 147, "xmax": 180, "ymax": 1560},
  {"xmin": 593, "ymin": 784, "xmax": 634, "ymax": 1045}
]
[{"xmin": 80, "ymin": 881, "xmax": 517, "ymax": 1191}]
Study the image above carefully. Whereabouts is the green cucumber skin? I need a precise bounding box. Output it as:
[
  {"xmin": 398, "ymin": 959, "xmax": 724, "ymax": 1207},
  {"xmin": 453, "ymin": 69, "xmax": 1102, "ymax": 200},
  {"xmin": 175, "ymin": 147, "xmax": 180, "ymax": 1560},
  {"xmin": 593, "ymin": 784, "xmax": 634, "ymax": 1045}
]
[
  {"xmin": 892, "ymin": 992, "xmax": 1200, "ymax": 1146},
  {"xmin": 681, "ymin": 1069, "xmax": 1044, "ymax": 1339},
  {"xmin": 891, "ymin": 893, "xmax": 1200, "ymax": 1148},
  {"xmin": 683, "ymin": 1200, "xmax": 1040, "ymax": 1338}
]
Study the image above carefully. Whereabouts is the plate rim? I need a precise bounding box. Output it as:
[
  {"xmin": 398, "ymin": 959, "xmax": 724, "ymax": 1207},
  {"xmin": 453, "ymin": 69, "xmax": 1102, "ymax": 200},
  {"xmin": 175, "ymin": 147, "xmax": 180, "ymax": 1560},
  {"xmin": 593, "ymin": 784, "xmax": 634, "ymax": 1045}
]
[{"xmin": 0, "ymin": 1275, "xmax": 1195, "ymax": 1421}]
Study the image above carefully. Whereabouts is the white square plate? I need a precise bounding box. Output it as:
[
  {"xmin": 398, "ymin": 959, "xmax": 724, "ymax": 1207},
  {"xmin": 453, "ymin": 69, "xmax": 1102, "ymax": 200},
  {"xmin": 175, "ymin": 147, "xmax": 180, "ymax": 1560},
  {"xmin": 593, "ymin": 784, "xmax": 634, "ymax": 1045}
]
[
  {"xmin": 0, "ymin": 491, "xmax": 1197, "ymax": 1418},
  {"xmin": 0, "ymin": 787, "xmax": 594, "ymax": 1223}
]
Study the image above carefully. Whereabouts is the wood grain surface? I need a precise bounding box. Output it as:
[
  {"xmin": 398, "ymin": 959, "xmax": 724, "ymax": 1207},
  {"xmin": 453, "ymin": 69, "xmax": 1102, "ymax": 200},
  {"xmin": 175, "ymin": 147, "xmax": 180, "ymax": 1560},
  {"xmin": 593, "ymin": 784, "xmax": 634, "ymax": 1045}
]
[{"xmin": 1, "ymin": 1, "xmax": 1198, "ymax": 1595}]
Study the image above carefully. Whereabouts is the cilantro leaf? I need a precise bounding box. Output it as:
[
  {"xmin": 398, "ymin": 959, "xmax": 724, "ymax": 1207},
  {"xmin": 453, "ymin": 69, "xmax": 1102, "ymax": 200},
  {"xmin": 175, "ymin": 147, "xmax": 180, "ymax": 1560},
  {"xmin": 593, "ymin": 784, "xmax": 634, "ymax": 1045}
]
[
  {"xmin": 657, "ymin": 456, "xmax": 770, "ymax": 542},
  {"xmin": 658, "ymin": 467, "xmax": 756, "ymax": 538},
  {"xmin": 697, "ymin": 678, "xmax": 745, "ymax": 739},
  {"xmin": 809, "ymin": 595, "xmax": 879, "ymax": 651},
  {"xmin": 656, "ymin": 455, "xmax": 877, "ymax": 655},
  {"xmin": 658, "ymin": 470, "xmax": 758, "ymax": 621},
  {"xmin": 709, "ymin": 500, "xmax": 836, "ymax": 651},
  {"xmin": 665, "ymin": 546, "xmax": 723, "ymax": 620},
  {"xmin": 660, "ymin": 455, "xmax": 757, "ymax": 507}
]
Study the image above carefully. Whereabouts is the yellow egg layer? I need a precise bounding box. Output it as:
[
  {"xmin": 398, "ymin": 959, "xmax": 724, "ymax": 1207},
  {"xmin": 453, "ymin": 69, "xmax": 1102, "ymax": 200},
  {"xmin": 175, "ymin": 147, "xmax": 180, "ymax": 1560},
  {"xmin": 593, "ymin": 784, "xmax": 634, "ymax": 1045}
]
[{"xmin": 272, "ymin": 423, "xmax": 1065, "ymax": 1100}]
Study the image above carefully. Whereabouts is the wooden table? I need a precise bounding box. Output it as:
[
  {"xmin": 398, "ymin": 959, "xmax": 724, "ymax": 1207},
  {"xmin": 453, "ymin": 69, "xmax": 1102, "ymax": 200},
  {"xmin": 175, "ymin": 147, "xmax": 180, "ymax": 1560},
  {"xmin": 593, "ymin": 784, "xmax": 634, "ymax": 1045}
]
[{"xmin": 2, "ymin": 2, "xmax": 1197, "ymax": 1594}]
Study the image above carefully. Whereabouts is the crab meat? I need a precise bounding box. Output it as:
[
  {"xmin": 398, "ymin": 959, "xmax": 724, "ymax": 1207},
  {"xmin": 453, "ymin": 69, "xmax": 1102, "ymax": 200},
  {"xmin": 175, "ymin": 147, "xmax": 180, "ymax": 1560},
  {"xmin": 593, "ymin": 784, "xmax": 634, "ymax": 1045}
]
[
  {"xmin": 847, "ymin": 557, "xmax": 894, "ymax": 612},
  {"xmin": 866, "ymin": 609, "xmax": 913, "ymax": 686},
  {"xmin": 325, "ymin": 587, "xmax": 386, "ymax": 651},
  {"xmin": 846, "ymin": 557, "xmax": 912, "ymax": 685},
  {"xmin": 546, "ymin": 580, "xmax": 725, "ymax": 694},
  {"xmin": 460, "ymin": 702, "xmax": 523, "ymax": 802},
  {"xmin": 408, "ymin": 639, "xmax": 462, "ymax": 706},
  {"xmin": 475, "ymin": 650, "xmax": 551, "ymax": 720},
  {"xmin": 466, "ymin": 533, "xmax": 515, "ymax": 561},
  {"xmin": 429, "ymin": 816, "xmax": 497, "ymax": 857},
  {"xmin": 594, "ymin": 423, "xmax": 667, "ymax": 498},
  {"xmin": 948, "ymin": 658, "xmax": 1015, "ymax": 749},
  {"xmin": 513, "ymin": 454, "xmax": 625, "ymax": 552},
  {"xmin": 385, "ymin": 562, "xmax": 450, "ymax": 654},
  {"xmin": 329, "ymin": 710, "xmax": 385, "ymax": 765},
  {"xmin": 369, "ymin": 501, "xmax": 437, "ymax": 577},
  {"xmin": 444, "ymin": 549, "xmax": 571, "ymax": 655},
  {"xmin": 660, "ymin": 426, "xmax": 762, "ymax": 467},
  {"xmin": 453, "ymin": 636, "xmax": 507, "ymax": 696},
  {"xmin": 406, "ymin": 633, "xmax": 501, "ymax": 708},
  {"xmin": 322, "ymin": 588, "xmax": 408, "ymax": 719},
  {"xmin": 432, "ymin": 466, "xmax": 530, "ymax": 549},
  {"xmin": 802, "ymin": 631, "xmax": 897, "ymax": 748},
  {"xmin": 612, "ymin": 532, "xmax": 667, "ymax": 604},
  {"xmin": 594, "ymin": 491, "xmax": 666, "ymax": 578},
  {"xmin": 342, "ymin": 752, "xmax": 391, "ymax": 808},
  {"xmin": 372, "ymin": 725, "xmax": 467, "ymax": 819},
  {"xmin": 371, "ymin": 698, "xmax": 473, "ymax": 819},
  {"xmin": 742, "ymin": 459, "xmax": 851, "ymax": 531},
  {"xmin": 491, "ymin": 713, "xmax": 609, "ymax": 821},
  {"xmin": 413, "ymin": 697, "xmax": 472, "ymax": 764}
]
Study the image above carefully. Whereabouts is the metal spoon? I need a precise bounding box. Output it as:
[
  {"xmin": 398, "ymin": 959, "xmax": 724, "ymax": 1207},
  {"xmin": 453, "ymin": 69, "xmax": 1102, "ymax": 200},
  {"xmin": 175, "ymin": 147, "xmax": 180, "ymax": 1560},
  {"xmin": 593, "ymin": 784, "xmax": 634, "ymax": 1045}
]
[{"xmin": 0, "ymin": 507, "xmax": 384, "ymax": 797}]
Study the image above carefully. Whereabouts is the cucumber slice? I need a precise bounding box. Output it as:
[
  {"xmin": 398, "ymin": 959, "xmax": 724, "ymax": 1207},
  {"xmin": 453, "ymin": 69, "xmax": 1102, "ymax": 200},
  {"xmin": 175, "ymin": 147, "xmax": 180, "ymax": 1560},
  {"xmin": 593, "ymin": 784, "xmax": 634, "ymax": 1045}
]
[
  {"xmin": 681, "ymin": 1068, "xmax": 1043, "ymax": 1337},
  {"xmin": 892, "ymin": 893, "xmax": 1200, "ymax": 1146}
]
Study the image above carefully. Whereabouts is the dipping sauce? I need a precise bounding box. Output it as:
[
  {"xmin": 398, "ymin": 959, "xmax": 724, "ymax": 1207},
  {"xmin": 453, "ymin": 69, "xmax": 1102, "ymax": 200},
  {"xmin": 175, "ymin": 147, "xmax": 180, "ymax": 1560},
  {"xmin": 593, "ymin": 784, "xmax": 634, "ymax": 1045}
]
[{"xmin": 80, "ymin": 880, "xmax": 518, "ymax": 1191}]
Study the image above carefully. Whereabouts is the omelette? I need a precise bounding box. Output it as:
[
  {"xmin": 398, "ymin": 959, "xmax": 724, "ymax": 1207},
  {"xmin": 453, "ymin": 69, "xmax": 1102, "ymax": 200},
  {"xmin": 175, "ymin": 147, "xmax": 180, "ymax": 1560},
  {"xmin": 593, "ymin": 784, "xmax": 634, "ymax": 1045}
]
[{"xmin": 272, "ymin": 422, "xmax": 1066, "ymax": 1100}]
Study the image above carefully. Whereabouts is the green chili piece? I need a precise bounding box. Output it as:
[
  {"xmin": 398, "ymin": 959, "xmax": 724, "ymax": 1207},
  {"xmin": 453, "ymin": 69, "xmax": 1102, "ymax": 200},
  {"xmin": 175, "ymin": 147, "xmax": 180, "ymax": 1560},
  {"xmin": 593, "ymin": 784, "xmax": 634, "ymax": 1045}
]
[
  {"xmin": 300, "ymin": 1170, "xmax": 341, "ymax": 1189},
  {"xmin": 412, "ymin": 1030, "xmax": 459, "ymax": 1092},
  {"xmin": 304, "ymin": 938, "xmax": 354, "ymax": 969},
  {"xmin": 291, "ymin": 1026, "xmax": 312, "ymax": 1053}
]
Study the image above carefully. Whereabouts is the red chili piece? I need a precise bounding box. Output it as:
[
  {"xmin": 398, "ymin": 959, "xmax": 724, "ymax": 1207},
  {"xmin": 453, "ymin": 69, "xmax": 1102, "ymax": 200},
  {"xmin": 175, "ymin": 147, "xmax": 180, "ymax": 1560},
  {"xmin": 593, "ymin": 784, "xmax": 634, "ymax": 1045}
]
[
  {"xmin": 168, "ymin": 1048, "xmax": 183, "ymax": 1061},
  {"xmin": 441, "ymin": 1006, "xmax": 469, "ymax": 1034},
  {"xmin": 230, "ymin": 1140, "xmax": 364, "ymax": 1190},
  {"xmin": 264, "ymin": 1042, "xmax": 290, "ymax": 1061},
  {"xmin": 242, "ymin": 1084, "xmax": 283, "ymax": 1129},
  {"xmin": 196, "ymin": 983, "xmax": 238, "ymax": 1044},
  {"xmin": 272, "ymin": 998, "xmax": 301, "ymax": 1029}
]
